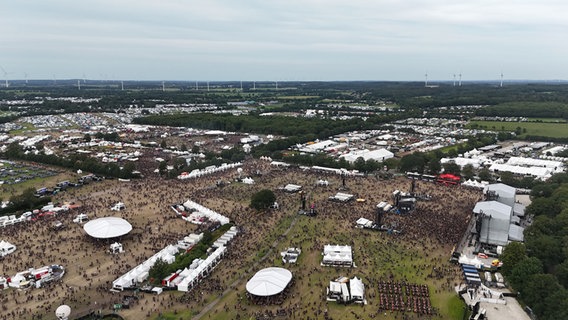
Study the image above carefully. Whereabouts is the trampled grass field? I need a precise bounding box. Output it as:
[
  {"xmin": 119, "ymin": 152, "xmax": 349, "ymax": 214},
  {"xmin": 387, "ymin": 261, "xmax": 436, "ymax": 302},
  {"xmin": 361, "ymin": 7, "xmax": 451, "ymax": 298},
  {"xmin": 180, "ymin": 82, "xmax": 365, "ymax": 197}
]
[{"xmin": 468, "ymin": 120, "xmax": 568, "ymax": 139}]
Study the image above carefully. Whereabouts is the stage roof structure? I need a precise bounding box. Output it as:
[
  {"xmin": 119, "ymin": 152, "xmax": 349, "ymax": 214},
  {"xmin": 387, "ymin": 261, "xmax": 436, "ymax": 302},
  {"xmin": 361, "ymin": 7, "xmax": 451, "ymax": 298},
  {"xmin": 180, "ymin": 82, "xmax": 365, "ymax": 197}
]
[
  {"xmin": 246, "ymin": 267, "xmax": 292, "ymax": 297},
  {"xmin": 83, "ymin": 217, "xmax": 132, "ymax": 239}
]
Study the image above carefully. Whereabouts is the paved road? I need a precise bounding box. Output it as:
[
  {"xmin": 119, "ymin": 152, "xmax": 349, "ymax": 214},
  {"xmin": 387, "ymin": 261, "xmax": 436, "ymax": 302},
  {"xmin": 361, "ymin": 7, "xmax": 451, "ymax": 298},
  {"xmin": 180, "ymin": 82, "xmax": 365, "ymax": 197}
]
[{"xmin": 192, "ymin": 214, "xmax": 300, "ymax": 320}]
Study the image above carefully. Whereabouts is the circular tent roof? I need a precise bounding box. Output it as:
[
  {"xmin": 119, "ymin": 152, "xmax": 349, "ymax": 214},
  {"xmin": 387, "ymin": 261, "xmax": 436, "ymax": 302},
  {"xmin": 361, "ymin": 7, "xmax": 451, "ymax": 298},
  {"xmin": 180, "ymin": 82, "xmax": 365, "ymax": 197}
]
[
  {"xmin": 83, "ymin": 217, "xmax": 132, "ymax": 239},
  {"xmin": 246, "ymin": 267, "xmax": 292, "ymax": 297}
]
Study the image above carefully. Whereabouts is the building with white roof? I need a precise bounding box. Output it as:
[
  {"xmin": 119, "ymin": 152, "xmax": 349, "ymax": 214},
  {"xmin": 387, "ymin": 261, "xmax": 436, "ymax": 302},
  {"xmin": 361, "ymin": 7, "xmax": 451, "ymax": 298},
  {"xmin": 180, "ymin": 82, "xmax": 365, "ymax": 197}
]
[{"xmin": 341, "ymin": 148, "xmax": 394, "ymax": 163}]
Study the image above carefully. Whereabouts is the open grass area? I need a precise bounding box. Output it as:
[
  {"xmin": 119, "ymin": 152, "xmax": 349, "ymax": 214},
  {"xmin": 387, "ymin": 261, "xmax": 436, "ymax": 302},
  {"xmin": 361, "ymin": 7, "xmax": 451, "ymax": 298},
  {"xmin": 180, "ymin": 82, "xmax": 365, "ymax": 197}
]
[
  {"xmin": 468, "ymin": 120, "xmax": 568, "ymax": 139},
  {"xmin": 0, "ymin": 162, "xmax": 74, "ymax": 201}
]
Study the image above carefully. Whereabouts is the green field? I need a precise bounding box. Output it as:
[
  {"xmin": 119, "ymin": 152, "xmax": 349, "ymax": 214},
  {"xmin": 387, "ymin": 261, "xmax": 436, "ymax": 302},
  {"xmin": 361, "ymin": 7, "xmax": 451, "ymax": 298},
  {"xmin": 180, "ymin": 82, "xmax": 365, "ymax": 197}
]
[{"xmin": 468, "ymin": 120, "xmax": 568, "ymax": 139}]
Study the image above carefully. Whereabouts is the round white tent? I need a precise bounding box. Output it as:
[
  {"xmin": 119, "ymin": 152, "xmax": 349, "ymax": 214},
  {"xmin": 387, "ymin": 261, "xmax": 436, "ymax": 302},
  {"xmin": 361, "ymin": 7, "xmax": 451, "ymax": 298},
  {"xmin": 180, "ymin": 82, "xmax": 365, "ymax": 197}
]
[
  {"xmin": 83, "ymin": 217, "xmax": 132, "ymax": 239},
  {"xmin": 246, "ymin": 267, "xmax": 292, "ymax": 297}
]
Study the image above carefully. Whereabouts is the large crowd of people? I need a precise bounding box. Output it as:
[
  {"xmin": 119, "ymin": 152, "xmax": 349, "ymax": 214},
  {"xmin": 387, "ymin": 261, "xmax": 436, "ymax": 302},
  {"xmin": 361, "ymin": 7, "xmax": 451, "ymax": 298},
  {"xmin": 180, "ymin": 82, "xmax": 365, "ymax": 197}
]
[{"xmin": 0, "ymin": 158, "xmax": 482, "ymax": 319}]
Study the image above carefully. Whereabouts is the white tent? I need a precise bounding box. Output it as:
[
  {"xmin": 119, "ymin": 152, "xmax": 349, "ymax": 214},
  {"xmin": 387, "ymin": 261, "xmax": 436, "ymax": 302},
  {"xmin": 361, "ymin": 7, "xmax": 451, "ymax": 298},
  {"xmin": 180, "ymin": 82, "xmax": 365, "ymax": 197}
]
[
  {"xmin": 83, "ymin": 217, "xmax": 132, "ymax": 239},
  {"xmin": 246, "ymin": 267, "xmax": 293, "ymax": 297},
  {"xmin": 0, "ymin": 240, "xmax": 16, "ymax": 257},
  {"xmin": 322, "ymin": 245, "xmax": 353, "ymax": 266},
  {"xmin": 350, "ymin": 277, "xmax": 365, "ymax": 302}
]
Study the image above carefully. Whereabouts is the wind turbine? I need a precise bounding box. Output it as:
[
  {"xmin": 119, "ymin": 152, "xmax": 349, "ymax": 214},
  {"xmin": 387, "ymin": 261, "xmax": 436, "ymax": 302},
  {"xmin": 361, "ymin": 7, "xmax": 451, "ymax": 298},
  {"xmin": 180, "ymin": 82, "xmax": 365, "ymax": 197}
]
[
  {"xmin": 24, "ymin": 72, "xmax": 28, "ymax": 84},
  {"xmin": 77, "ymin": 80, "xmax": 81, "ymax": 90},
  {"xmin": 253, "ymin": 81, "xmax": 256, "ymax": 90},
  {"xmin": 500, "ymin": 73, "xmax": 504, "ymax": 87},
  {"xmin": 162, "ymin": 81, "xmax": 165, "ymax": 92},
  {"xmin": 0, "ymin": 66, "xmax": 10, "ymax": 87},
  {"xmin": 195, "ymin": 81, "xmax": 198, "ymax": 90},
  {"xmin": 458, "ymin": 73, "xmax": 462, "ymax": 86},
  {"xmin": 121, "ymin": 80, "xmax": 124, "ymax": 91},
  {"xmin": 240, "ymin": 80, "xmax": 243, "ymax": 91},
  {"xmin": 207, "ymin": 81, "xmax": 210, "ymax": 92},
  {"xmin": 424, "ymin": 73, "xmax": 428, "ymax": 87},
  {"xmin": 275, "ymin": 80, "xmax": 278, "ymax": 89},
  {"xmin": 453, "ymin": 74, "xmax": 456, "ymax": 87}
]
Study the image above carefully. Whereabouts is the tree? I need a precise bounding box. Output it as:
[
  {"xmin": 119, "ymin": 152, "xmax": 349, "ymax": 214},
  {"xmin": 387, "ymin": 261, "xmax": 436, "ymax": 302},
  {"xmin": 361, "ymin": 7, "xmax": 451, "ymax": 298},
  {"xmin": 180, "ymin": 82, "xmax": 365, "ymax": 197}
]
[
  {"xmin": 160, "ymin": 139, "xmax": 167, "ymax": 149},
  {"xmin": 555, "ymin": 260, "xmax": 568, "ymax": 289},
  {"xmin": 84, "ymin": 133, "xmax": 91, "ymax": 142},
  {"xmin": 462, "ymin": 164, "xmax": 475, "ymax": 181},
  {"xmin": 478, "ymin": 167, "xmax": 492, "ymax": 181},
  {"xmin": 500, "ymin": 242, "xmax": 527, "ymax": 277},
  {"xmin": 365, "ymin": 159, "xmax": 380, "ymax": 173},
  {"xmin": 426, "ymin": 158, "xmax": 441, "ymax": 175},
  {"xmin": 522, "ymin": 274, "xmax": 563, "ymax": 317},
  {"xmin": 354, "ymin": 157, "xmax": 366, "ymax": 172},
  {"xmin": 250, "ymin": 189, "xmax": 276, "ymax": 211},
  {"xmin": 148, "ymin": 258, "xmax": 169, "ymax": 285},
  {"xmin": 121, "ymin": 162, "xmax": 136, "ymax": 178},
  {"xmin": 442, "ymin": 162, "xmax": 461, "ymax": 176},
  {"xmin": 158, "ymin": 161, "xmax": 168, "ymax": 175},
  {"xmin": 180, "ymin": 144, "xmax": 188, "ymax": 152},
  {"xmin": 192, "ymin": 145, "xmax": 200, "ymax": 153},
  {"xmin": 509, "ymin": 257, "xmax": 543, "ymax": 290}
]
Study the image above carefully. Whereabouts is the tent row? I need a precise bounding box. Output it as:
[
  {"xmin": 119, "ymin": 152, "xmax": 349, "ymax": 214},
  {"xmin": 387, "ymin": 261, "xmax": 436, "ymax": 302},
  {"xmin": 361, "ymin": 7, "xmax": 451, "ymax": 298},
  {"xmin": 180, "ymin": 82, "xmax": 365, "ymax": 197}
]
[
  {"xmin": 177, "ymin": 245, "xmax": 227, "ymax": 292},
  {"xmin": 112, "ymin": 244, "xmax": 179, "ymax": 291},
  {"xmin": 177, "ymin": 162, "xmax": 242, "ymax": 180},
  {"xmin": 177, "ymin": 227, "xmax": 237, "ymax": 291},
  {"xmin": 461, "ymin": 179, "xmax": 489, "ymax": 189},
  {"xmin": 213, "ymin": 226, "xmax": 238, "ymax": 248},
  {"xmin": 176, "ymin": 233, "xmax": 204, "ymax": 250},
  {"xmin": 322, "ymin": 245, "xmax": 353, "ymax": 267},
  {"xmin": 181, "ymin": 200, "xmax": 230, "ymax": 225},
  {"xmin": 0, "ymin": 214, "xmax": 27, "ymax": 228}
]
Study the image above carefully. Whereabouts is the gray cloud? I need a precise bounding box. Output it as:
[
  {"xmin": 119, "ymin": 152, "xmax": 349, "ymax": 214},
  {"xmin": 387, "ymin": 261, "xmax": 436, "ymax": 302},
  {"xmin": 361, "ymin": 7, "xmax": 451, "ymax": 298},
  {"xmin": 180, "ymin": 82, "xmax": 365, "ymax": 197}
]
[{"xmin": 1, "ymin": 0, "xmax": 566, "ymax": 80}]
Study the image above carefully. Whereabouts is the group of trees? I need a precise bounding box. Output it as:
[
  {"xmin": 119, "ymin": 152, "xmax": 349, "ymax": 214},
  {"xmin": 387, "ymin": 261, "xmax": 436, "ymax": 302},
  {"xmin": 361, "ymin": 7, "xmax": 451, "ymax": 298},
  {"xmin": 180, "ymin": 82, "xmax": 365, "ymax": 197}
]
[
  {"xmin": 476, "ymin": 102, "xmax": 568, "ymax": 120},
  {"xmin": 0, "ymin": 187, "xmax": 51, "ymax": 216},
  {"xmin": 500, "ymin": 173, "xmax": 568, "ymax": 319}
]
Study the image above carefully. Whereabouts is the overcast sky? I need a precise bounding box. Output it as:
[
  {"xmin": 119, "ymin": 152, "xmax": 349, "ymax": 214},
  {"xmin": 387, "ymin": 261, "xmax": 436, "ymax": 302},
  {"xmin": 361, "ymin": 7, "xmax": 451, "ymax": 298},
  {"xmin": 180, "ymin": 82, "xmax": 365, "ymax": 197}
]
[{"xmin": 1, "ymin": 0, "xmax": 566, "ymax": 81}]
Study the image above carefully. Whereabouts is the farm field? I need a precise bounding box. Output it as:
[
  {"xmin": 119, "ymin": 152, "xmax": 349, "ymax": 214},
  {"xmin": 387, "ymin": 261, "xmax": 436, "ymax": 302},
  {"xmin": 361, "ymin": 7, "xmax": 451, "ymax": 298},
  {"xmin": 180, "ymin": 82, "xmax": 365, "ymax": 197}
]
[
  {"xmin": 0, "ymin": 159, "xmax": 480, "ymax": 320},
  {"xmin": 468, "ymin": 120, "xmax": 568, "ymax": 139}
]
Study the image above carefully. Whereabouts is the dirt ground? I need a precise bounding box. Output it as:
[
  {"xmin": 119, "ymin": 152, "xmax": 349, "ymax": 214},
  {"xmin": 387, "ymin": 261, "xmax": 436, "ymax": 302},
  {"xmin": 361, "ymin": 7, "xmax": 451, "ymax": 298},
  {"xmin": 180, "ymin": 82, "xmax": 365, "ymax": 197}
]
[{"xmin": 0, "ymin": 159, "xmax": 482, "ymax": 320}]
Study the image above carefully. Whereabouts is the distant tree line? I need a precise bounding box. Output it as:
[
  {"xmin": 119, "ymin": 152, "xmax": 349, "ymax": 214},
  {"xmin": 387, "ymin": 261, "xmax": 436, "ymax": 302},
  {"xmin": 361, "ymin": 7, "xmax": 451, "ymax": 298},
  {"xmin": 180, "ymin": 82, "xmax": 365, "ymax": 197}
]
[
  {"xmin": 475, "ymin": 102, "xmax": 568, "ymax": 119},
  {"xmin": 500, "ymin": 173, "xmax": 568, "ymax": 320}
]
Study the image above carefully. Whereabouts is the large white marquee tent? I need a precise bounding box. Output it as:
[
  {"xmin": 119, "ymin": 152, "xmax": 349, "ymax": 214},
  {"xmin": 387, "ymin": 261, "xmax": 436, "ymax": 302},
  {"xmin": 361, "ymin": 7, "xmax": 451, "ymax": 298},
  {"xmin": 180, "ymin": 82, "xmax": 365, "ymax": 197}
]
[
  {"xmin": 83, "ymin": 217, "xmax": 132, "ymax": 239},
  {"xmin": 246, "ymin": 267, "xmax": 293, "ymax": 297}
]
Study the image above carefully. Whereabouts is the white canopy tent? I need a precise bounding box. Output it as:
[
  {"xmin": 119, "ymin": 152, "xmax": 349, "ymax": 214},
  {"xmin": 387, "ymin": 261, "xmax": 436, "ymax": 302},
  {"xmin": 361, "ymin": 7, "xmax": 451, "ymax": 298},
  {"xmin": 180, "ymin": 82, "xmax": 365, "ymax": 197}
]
[
  {"xmin": 83, "ymin": 217, "xmax": 132, "ymax": 239},
  {"xmin": 350, "ymin": 277, "xmax": 365, "ymax": 302},
  {"xmin": 246, "ymin": 267, "xmax": 293, "ymax": 297}
]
